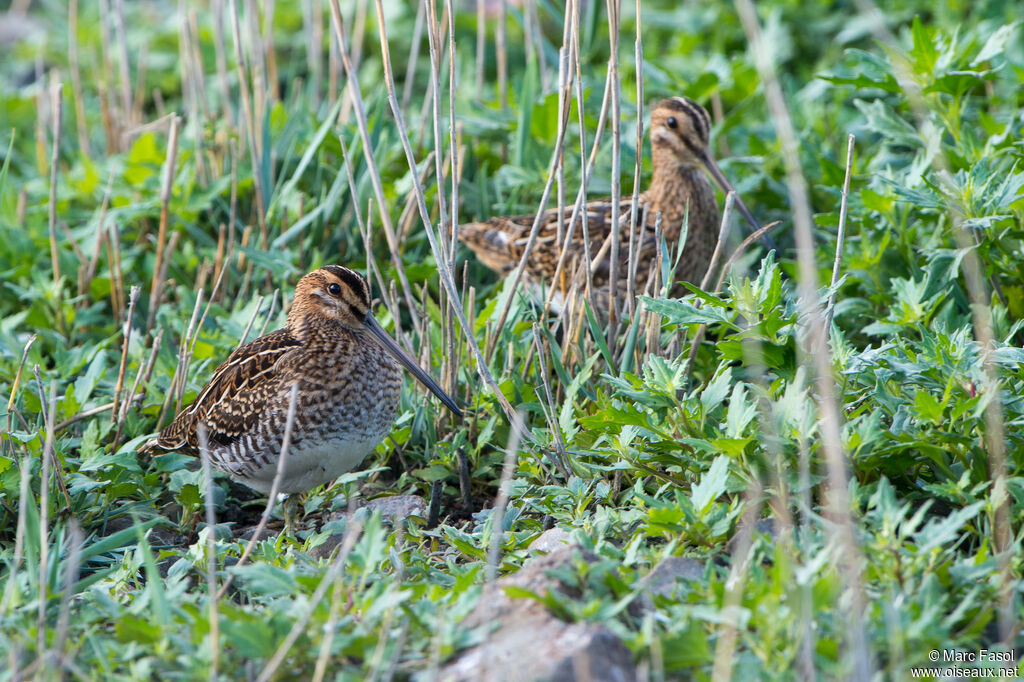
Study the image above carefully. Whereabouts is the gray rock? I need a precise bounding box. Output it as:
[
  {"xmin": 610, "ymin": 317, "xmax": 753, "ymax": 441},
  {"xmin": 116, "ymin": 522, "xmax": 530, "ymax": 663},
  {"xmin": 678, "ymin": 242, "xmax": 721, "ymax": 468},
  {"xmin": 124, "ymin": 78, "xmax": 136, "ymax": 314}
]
[
  {"xmin": 440, "ymin": 547, "xmax": 637, "ymax": 682},
  {"xmin": 726, "ymin": 517, "xmax": 780, "ymax": 554},
  {"xmin": 634, "ymin": 556, "xmax": 706, "ymax": 615},
  {"xmin": 311, "ymin": 495, "xmax": 427, "ymax": 559},
  {"xmin": 359, "ymin": 494, "xmax": 427, "ymax": 522},
  {"xmin": 0, "ymin": 13, "xmax": 42, "ymax": 47},
  {"xmin": 529, "ymin": 527, "xmax": 573, "ymax": 554},
  {"xmin": 326, "ymin": 494, "xmax": 428, "ymax": 524},
  {"xmin": 441, "ymin": 616, "xmax": 634, "ymax": 682},
  {"xmin": 643, "ymin": 557, "xmax": 705, "ymax": 598}
]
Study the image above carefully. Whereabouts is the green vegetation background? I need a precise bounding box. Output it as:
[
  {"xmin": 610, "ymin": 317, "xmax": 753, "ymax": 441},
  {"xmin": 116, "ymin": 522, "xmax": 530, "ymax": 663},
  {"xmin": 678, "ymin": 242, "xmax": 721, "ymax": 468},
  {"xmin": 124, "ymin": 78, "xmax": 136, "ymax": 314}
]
[{"xmin": 1, "ymin": 0, "xmax": 1022, "ymax": 679}]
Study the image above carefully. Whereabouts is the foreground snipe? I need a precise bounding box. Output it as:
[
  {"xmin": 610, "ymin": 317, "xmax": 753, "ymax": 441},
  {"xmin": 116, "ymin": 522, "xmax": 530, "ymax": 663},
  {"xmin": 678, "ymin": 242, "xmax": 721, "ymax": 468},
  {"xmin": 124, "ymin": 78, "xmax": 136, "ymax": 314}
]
[
  {"xmin": 142, "ymin": 266, "xmax": 461, "ymax": 497},
  {"xmin": 459, "ymin": 97, "xmax": 763, "ymax": 313}
]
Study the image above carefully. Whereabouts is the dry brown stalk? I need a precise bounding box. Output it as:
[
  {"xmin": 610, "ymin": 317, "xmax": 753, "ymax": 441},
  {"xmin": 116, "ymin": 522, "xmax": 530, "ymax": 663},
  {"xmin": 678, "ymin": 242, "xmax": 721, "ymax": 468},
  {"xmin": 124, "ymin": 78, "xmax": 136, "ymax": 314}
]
[
  {"xmin": 146, "ymin": 115, "xmax": 181, "ymax": 334},
  {"xmin": 216, "ymin": 384, "xmax": 299, "ymax": 603},
  {"xmin": 47, "ymin": 81, "xmax": 65, "ymax": 336}
]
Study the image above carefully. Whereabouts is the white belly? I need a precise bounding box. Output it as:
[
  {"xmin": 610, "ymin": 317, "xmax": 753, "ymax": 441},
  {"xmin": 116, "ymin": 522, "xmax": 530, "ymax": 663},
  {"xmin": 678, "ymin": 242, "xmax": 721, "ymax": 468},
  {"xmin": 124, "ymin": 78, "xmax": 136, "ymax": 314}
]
[{"xmin": 240, "ymin": 437, "xmax": 382, "ymax": 494}]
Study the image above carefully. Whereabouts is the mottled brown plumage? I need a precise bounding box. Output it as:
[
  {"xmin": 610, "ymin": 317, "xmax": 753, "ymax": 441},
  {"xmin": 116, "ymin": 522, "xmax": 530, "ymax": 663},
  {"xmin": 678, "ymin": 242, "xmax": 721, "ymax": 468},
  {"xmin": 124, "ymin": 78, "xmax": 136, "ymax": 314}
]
[
  {"xmin": 142, "ymin": 266, "xmax": 461, "ymax": 495},
  {"xmin": 459, "ymin": 97, "xmax": 762, "ymax": 313}
]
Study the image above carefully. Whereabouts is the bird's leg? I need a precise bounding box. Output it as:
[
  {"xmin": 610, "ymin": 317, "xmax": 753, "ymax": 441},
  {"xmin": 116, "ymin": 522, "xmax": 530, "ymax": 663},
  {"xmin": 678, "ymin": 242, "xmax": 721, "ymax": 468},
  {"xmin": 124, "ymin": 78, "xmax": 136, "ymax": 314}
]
[{"xmin": 280, "ymin": 493, "xmax": 301, "ymax": 535}]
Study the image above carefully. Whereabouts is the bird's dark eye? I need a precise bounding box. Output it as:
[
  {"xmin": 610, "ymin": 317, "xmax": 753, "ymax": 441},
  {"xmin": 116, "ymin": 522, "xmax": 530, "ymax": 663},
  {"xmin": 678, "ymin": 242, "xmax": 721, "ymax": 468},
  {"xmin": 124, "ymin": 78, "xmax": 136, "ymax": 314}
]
[
  {"xmin": 328, "ymin": 283, "xmax": 342, "ymax": 296},
  {"xmin": 667, "ymin": 117, "xmax": 678, "ymax": 129}
]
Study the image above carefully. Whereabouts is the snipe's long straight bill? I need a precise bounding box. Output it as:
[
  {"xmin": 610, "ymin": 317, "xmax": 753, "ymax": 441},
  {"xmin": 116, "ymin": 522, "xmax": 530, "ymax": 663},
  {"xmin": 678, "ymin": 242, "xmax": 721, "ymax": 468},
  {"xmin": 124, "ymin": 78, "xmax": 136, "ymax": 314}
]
[
  {"xmin": 698, "ymin": 151, "xmax": 776, "ymax": 250},
  {"xmin": 363, "ymin": 313, "xmax": 463, "ymax": 418}
]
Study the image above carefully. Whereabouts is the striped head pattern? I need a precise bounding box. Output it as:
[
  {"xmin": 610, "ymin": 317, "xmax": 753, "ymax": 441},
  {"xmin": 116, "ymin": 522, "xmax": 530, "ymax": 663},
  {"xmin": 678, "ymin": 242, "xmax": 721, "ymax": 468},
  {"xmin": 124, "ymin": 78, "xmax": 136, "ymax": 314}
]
[
  {"xmin": 650, "ymin": 96, "xmax": 713, "ymax": 167},
  {"xmin": 288, "ymin": 265, "xmax": 373, "ymax": 330}
]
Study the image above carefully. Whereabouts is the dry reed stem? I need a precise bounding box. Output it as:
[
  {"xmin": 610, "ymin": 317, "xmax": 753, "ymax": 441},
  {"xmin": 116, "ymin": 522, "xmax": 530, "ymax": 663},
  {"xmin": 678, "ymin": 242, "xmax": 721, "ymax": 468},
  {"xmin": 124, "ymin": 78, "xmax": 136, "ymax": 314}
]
[
  {"xmin": 51, "ymin": 396, "xmax": 144, "ymax": 434},
  {"xmin": 626, "ymin": 0, "xmax": 644, "ymax": 321},
  {"xmin": 185, "ymin": 9, "xmax": 210, "ymax": 187},
  {"xmin": 196, "ymin": 426, "xmax": 220, "ymax": 681},
  {"xmin": 213, "ymin": 223, "xmax": 227, "ymax": 286},
  {"xmin": 67, "ymin": 0, "xmax": 89, "ymax": 157},
  {"xmin": 310, "ymin": 546, "xmax": 349, "ymax": 682},
  {"xmin": 486, "ymin": 410, "xmax": 523, "ymax": 585},
  {"xmin": 32, "ymin": 369, "xmax": 71, "ymax": 508},
  {"xmin": 120, "ymin": 112, "xmax": 178, "ymax": 147},
  {"xmin": 228, "ymin": 0, "xmax": 267, "ymax": 236},
  {"xmin": 55, "ymin": 222, "xmax": 85, "ymax": 267},
  {"xmin": 52, "ymin": 519, "xmax": 83, "ymax": 679},
  {"xmin": 256, "ymin": 517, "xmax": 365, "ymax": 682},
  {"xmin": 146, "ymin": 115, "xmax": 181, "ymax": 334},
  {"xmin": 0, "ymin": 441, "xmax": 34, "ymax": 616},
  {"xmin": 445, "ymin": 0, "xmax": 460, "ymax": 404},
  {"xmin": 824, "ymin": 133, "xmax": 855, "ymax": 331},
  {"xmin": 735, "ymin": 1, "xmax": 872, "ymax": 677},
  {"xmin": 556, "ymin": 46, "xmax": 568, "ymax": 256},
  {"xmin": 540, "ymin": 46, "xmax": 614, "ymax": 318},
  {"xmin": 16, "ymin": 189, "xmax": 27, "ymax": 227},
  {"xmin": 360, "ymin": 0, "xmax": 523, "ymax": 430},
  {"xmin": 401, "ymin": 1, "xmax": 426, "ymax": 112},
  {"xmin": 475, "ymin": 408, "xmax": 525, "ymax": 680},
  {"xmin": 98, "ymin": 0, "xmax": 116, "ymax": 153},
  {"xmin": 235, "ymin": 294, "xmax": 265, "ymax": 351},
  {"xmin": 711, "ymin": 487, "xmax": 764, "ymax": 681},
  {"xmin": 485, "ymin": 13, "xmax": 575, "ymax": 360},
  {"xmin": 262, "ymin": 0, "xmax": 280, "ymax": 104},
  {"xmin": 496, "ymin": 0, "xmax": 507, "ymax": 109},
  {"xmin": 47, "ymin": 82, "xmax": 65, "ymax": 336},
  {"xmin": 6, "ymin": 334, "xmax": 37, "ymax": 417},
  {"xmin": 364, "ymin": 589, "xmax": 401, "ymax": 681},
  {"xmin": 309, "ymin": 508, "xmax": 367, "ymax": 682},
  {"xmin": 215, "ymin": 383, "xmax": 299, "ymax": 601},
  {"xmin": 113, "ymin": 0, "xmax": 132, "ymax": 130},
  {"xmin": 337, "ymin": 134, "xmax": 418, "ymax": 320},
  {"xmin": 36, "ymin": 376, "xmax": 57, "ymax": 655},
  {"xmin": 682, "ymin": 221, "xmax": 781, "ymax": 375},
  {"xmin": 81, "ymin": 174, "xmax": 115, "ymax": 304},
  {"xmin": 243, "ymin": 0, "xmax": 267, "ymax": 175},
  {"xmin": 304, "ymin": 0, "xmax": 323, "ymax": 109},
  {"xmin": 133, "ymin": 45, "xmax": 150, "ymax": 127},
  {"xmin": 256, "ymin": 289, "xmax": 278, "ymax": 338},
  {"xmin": 173, "ymin": 289, "xmax": 205, "ymax": 415},
  {"xmin": 150, "ymin": 257, "xmax": 191, "ymax": 428},
  {"xmin": 123, "ymin": 329, "xmax": 163, "ymax": 422},
  {"xmin": 397, "ymin": 149, "xmax": 436, "ymax": 243},
  {"xmin": 702, "ymin": 193, "xmax": 737, "ymax": 293},
  {"xmin": 605, "ymin": 0, "xmax": 622, "ymax": 333},
  {"xmin": 677, "ymin": 195, "xmax": 738, "ymax": 374},
  {"xmin": 34, "ymin": 64, "xmax": 46, "ymax": 174},
  {"xmin": 111, "ymin": 286, "xmax": 140, "ymax": 426},
  {"xmin": 213, "ymin": 0, "xmax": 234, "ymax": 129},
  {"xmin": 531, "ymin": 325, "xmax": 569, "ymax": 476},
  {"xmin": 712, "ymin": 221, "xmax": 782, "ymax": 294},
  {"xmin": 474, "ymin": 0, "xmax": 486, "ymax": 98},
  {"xmin": 423, "ymin": 0, "xmax": 450, "ymax": 267},
  {"xmin": 109, "ymin": 223, "xmax": 127, "ymax": 321}
]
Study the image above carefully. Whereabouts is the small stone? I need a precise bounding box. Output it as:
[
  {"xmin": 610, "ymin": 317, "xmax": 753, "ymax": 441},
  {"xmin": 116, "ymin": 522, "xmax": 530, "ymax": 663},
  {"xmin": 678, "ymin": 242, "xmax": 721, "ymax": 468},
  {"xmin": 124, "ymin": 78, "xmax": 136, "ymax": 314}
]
[
  {"xmin": 440, "ymin": 616, "xmax": 634, "ymax": 682},
  {"xmin": 644, "ymin": 556, "xmax": 705, "ymax": 598},
  {"xmin": 327, "ymin": 494, "xmax": 428, "ymax": 525},
  {"xmin": 529, "ymin": 527, "xmax": 573, "ymax": 554},
  {"xmin": 360, "ymin": 494, "xmax": 427, "ymax": 523},
  {"xmin": 311, "ymin": 495, "xmax": 428, "ymax": 559},
  {"xmin": 441, "ymin": 547, "xmax": 637, "ymax": 682},
  {"xmin": 636, "ymin": 556, "xmax": 705, "ymax": 613},
  {"xmin": 726, "ymin": 517, "xmax": 780, "ymax": 554}
]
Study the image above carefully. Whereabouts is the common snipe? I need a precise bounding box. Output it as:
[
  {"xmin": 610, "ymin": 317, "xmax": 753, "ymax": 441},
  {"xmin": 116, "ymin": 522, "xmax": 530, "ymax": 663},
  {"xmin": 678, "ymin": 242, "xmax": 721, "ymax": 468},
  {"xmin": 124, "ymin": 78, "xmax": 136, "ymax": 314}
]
[
  {"xmin": 459, "ymin": 97, "xmax": 763, "ymax": 313},
  {"xmin": 142, "ymin": 266, "xmax": 461, "ymax": 499}
]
